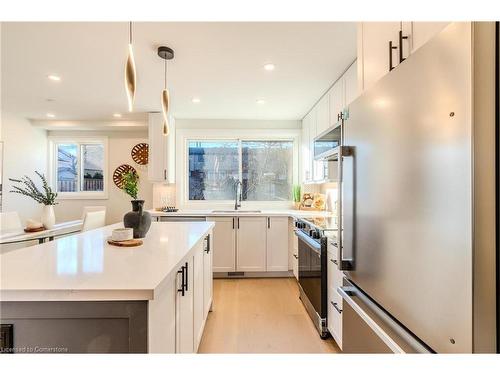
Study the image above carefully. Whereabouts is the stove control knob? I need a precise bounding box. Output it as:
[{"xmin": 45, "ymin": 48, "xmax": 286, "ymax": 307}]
[{"xmin": 312, "ymin": 230, "xmax": 321, "ymax": 239}]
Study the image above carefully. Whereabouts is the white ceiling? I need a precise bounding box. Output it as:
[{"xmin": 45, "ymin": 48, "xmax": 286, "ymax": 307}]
[{"xmin": 1, "ymin": 22, "xmax": 356, "ymax": 122}]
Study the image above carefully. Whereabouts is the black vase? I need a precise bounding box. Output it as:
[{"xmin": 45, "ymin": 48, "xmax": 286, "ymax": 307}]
[{"xmin": 123, "ymin": 200, "xmax": 151, "ymax": 238}]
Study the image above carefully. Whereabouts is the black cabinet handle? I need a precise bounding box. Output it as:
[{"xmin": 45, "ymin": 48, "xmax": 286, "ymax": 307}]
[
  {"xmin": 204, "ymin": 235, "xmax": 210, "ymax": 253},
  {"xmin": 232, "ymin": 217, "xmax": 235, "ymax": 229},
  {"xmin": 177, "ymin": 266, "xmax": 185, "ymax": 296},
  {"xmin": 293, "ymin": 254, "xmax": 298, "ymax": 259},
  {"xmin": 184, "ymin": 262, "xmax": 189, "ymax": 291},
  {"xmin": 331, "ymin": 301, "xmax": 343, "ymax": 314},
  {"xmin": 398, "ymin": 30, "xmax": 408, "ymax": 63},
  {"xmin": 164, "ymin": 169, "xmax": 167, "ymax": 180},
  {"xmin": 238, "ymin": 217, "xmax": 240, "ymax": 229},
  {"xmin": 389, "ymin": 40, "xmax": 397, "ymax": 71},
  {"xmin": 267, "ymin": 217, "xmax": 270, "ymax": 228}
]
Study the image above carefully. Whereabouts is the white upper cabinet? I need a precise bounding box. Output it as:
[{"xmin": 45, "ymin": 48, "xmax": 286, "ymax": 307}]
[
  {"xmin": 328, "ymin": 78, "xmax": 344, "ymax": 127},
  {"xmin": 148, "ymin": 112, "xmax": 175, "ymax": 183},
  {"xmin": 343, "ymin": 60, "xmax": 359, "ymax": 107},
  {"xmin": 358, "ymin": 22, "xmax": 450, "ymax": 92},
  {"xmin": 301, "ymin": 111, "xmax": 313, "ymax": 182},
  {"xmin": 315, "ymin": 93, "xmax": 330, "ymax": 137},
  {"xmin": 358, "ymin": 22, "xmax": 401, "ymax": 92},
  {"xmin": 406, "ymin": 22, "xmax": 450, "ymax": 53}
]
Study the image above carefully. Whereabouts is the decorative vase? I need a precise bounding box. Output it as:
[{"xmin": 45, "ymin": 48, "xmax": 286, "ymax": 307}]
[
  {"xmin": 123, "ymin": 200, "xmax": 151, "ymax": 238},
  {"xmin": 41, "ymin": 205, "xmax": 56, "ymax": 229}
]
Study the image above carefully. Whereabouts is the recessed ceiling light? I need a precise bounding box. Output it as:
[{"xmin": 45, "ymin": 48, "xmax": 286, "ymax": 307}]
[
  {"xmin": 46, "ymin": 113, "xmax": 56, "ymax": 118},
  {"xmin": 47, "ymin": 75, "xmax": 61, "ymax": 82},
  {"xmin": 263, "ymin": 63, "xmax": 275, "ymax": 71},
  {"xmin": 113, "ymin": 113, "xmax": 122, "ymax": 118},
  {"xmin": 192, "ymin": 97, "xmax": 201, "ymax": 103},
  {"xmin": 256, "ymin": 99, "xmax": 266, "ymax": 105}
]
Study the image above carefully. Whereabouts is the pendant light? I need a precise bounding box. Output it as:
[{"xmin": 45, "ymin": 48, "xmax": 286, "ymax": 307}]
[
  {"xmin": 158, "ymin": 46, "xmax": 174, "ymax": 136},
  {"xmin": 125, "ymin": 21, "xmax": 136, "ymax": 112}
]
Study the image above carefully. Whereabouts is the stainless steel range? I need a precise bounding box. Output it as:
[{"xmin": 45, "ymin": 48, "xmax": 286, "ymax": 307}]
[{"xmin": 294, "ymin": 216, "xmax": 337, "ymax": 339}]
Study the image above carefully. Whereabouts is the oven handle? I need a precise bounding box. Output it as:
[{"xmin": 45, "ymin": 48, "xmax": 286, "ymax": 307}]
[
  {"xmin": 294, "ymin": 229, "xmax": 321, "ymax": 254},
  {"xmin": 338, "ymin": 284, "xmax": 431, "ymax": 354}
]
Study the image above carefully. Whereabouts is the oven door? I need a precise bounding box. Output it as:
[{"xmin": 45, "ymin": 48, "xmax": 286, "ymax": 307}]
[{"xmin": 296, "ymin": 230, "xmax": 325, "ymax": 317}]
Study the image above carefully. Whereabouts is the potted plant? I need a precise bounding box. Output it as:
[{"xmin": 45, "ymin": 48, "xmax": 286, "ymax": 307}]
[
  {"xmin": 292, "ymin": 184, "xmax": 302, "ymax": 210},
  {"xmin": 121, "ymin": 171, "xmax": 151, "ymax": 238},
  {"xmin": 9, "ymin": 172, "xmax": 58, "ymax": 229}
]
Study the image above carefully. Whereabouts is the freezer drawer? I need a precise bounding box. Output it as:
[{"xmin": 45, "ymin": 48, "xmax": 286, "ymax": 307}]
[{"xmin": 338, "ymin": 280, "xmax": 431, "ymax": 354}]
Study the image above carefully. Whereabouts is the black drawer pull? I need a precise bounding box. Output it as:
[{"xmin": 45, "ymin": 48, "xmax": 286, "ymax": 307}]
[{"xmin": 331, "ymin": 301, "xmax": 342, "ymax": 314}]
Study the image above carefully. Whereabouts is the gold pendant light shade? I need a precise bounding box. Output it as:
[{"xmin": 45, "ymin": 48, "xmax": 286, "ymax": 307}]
[
  {"xmin": 161, "ymin": 88, "xmax": 170, "ymax": 129},
  {"xmin": 125, "ymin": 43, "xmax": 136, "ymax": 112},
  {"xmin": 162, "ymin": 118, "xmax": 169, "ymax": 136}
]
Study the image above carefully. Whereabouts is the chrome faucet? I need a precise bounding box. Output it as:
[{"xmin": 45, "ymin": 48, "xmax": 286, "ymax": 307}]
[{"xmin": 234, "ymin": 180, "xmax": 242, "ymax": 210}]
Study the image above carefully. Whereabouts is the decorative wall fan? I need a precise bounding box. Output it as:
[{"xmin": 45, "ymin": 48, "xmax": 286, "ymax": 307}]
[
  {"xmin": 113, "ymin": 164, "xmax": 137, "ymax": 189},
  {"xmin": 131, "ymin": 143, "xmax": 149, "ymax": 165}
]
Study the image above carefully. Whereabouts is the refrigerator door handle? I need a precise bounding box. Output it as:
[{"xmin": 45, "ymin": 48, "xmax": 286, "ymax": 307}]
[
  {"xmin": 337, "ymin": 145, "xmax": 354, "ymax": 270},
  {"xmin": 338, "ymin": 285, "xmax": 431, "ymax": 354}
]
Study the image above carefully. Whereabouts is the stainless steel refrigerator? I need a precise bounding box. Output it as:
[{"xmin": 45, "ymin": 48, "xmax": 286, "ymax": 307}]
[{"xmin": 336, "ymin": 22, "xmax": 497, "ymax": 353}]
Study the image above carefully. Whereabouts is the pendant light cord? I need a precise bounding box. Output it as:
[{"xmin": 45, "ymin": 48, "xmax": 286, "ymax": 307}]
[
  {"xmin": 164, "ymin": 58, "xmax": 167, "ymax": 90},
  {"xmin": 129, "ymin": 21, "xmax": 132, "ymax": 44}
]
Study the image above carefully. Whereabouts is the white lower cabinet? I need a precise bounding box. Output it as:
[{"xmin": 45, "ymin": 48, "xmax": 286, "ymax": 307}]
[
  {"xmin": 203, "ymin": 235, "xmax": 213, "ymax": 318},
  {"xmin": 236, "ymin": 217, "xmax": 267, "ymax": 272},
  {"xmin": 266, "ymin": 217, "xmax": 289, "ymax": 272},
  {"xmin": 327, "ymin": 241, "xmax": 344, "ymax": 349},
  {"xmin": 208, "ymin": 216, "xmax": 236, "ymax": 272},
  {"xmin": 193, "ymin": 244, "xmax": 204, "ymax": 351},
  {"xmin": 149, "ymin": 233, "xmax": 213, "ymax": 353},
  {"xmin": 175, "ymin": 255, "xmax": 194, "ymax": 353}
]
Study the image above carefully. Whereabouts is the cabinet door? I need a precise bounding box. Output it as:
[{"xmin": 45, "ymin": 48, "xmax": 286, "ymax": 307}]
[
  {"xmin": 266, "ymin": 217, "xmax": 289, "ymax": 272},
  {"xmin": 236, "ymin": 217, "xmax": 267, "ymax": 272},
  {"xmin": 208, "ymin": 216, "xmax": 236, "ymax": 272},
  {"xmin": 193, "ymin": 243, "xmax": 204, "ymax": 352},
  {"xmin": 301, "ymin": 112, "xmax": 312, "ymax": 182},
  {"xmin": 328, "ymin": 79, "xmax": 344, "ymax": 127},
  {"xmin": 343, "ymin": 60, "xmax": 359, "ymax": 107},
  {"xmin": 148, "ymin": 271, "xmax": 176, "ymax": 353},
  {"xmin": 175, "ymin": 256, "xmax": 194, "ymax": 353},
  {"xmin": 292, "ymin": 230, "xmax": 299, "ymax": 280},
  {"xmin": 409, "ymin": 22, "xmax": 449, "ymax": 53},
  {"xmin": 328, "ymin": 285, "xmax": 343, "ymax": 349},
  {"xmin": 359, "ymin": 22, "xmax": 401, "ymax": 91},
  {"xmin": 315, "ymin": 94, "xmax": 330, "ymax": 136},
  {"xmin": 203, "ymin": 234, "xmax": 213, "ymax": 317}
]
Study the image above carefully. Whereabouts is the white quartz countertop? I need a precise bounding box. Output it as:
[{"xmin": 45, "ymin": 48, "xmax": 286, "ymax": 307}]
[
  {"xmin": 149, "ymin": 208, "xmax": 333, "ymax": 218},
  {"xmin": 0, "ymin": 221, "xmax": 214, "ymax": 302}
]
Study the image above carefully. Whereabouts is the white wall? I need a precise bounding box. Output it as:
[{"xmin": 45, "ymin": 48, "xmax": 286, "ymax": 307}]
[
  {"xmin": 1, "ymin": 112, "xmax": 48, "ymax": 224},
  {"xmin": 48, "ymin": 130, "xmax": 153, "ymax": 225}
]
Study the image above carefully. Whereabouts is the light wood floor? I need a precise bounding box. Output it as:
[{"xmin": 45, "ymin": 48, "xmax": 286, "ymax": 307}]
[{"xmin": 198, "ymin": 278, "xmax": 340, "ymax": 353}]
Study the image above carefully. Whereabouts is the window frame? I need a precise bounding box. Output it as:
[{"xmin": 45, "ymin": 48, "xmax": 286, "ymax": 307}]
[
  {"xmin": 48, "ymin": 136, "xmax": 109, "ymax": 200},
  {"xmin": 177, "ymin": 128, "xmax": 300, "ymax": 209}
]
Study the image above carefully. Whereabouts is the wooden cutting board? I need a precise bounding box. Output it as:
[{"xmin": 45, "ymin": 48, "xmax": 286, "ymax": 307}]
[
  {"xmin": 24, "ymin": 227, "xmax": 46, "ymax": 233},
  {"xmin": 107, "ymin": 238, "xmax": 143, "ymax": 247}
]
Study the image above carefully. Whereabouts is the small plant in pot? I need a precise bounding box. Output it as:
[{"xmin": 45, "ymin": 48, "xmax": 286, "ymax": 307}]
[
  {"xmin": 292, "ymin": 184, "xmax": 302, "ymax": 210},
  {"xmin": 9, "ymin": 172, "xmax": 58, "ymax": 229},
  {"xmin": 121, "ymin": 171, "xmax": 151, "ymax": 238}
]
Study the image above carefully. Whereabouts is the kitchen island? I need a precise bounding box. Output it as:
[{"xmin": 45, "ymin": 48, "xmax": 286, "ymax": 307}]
[{"xmin": 0, "ymin": 221, "xmax": 214, "ymax": 353}]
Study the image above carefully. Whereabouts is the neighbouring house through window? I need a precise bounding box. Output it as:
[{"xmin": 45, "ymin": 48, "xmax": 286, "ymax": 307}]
[
  {"xmin": 188, "ymin": 139, "xmax": 293, "ymax": 201},
  {"xmin": 49, "ymin": 137, "xmax": 108, "ymax": 198}
]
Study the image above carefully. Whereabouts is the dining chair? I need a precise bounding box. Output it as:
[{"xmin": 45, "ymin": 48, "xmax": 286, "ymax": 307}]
[
  {"xmin": 0, "ymin": 211, "xmax": 23, "ymax": 232},
  {"xmin": 82, "ymin": 210, "xmax": 106, "ymax": 232},
  {"xmin": 81, "ymin": 206, "xmax": 107, "ymax": 220}
]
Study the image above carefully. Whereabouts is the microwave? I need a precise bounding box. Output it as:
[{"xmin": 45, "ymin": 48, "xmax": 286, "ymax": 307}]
[{"xmin": 313, "ymin": 123, "xmax": 341, "ymax": 160}]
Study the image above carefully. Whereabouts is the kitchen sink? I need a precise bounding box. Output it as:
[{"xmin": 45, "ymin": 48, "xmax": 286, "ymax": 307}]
[{"xmin": 211, "ymin": 210, "xmax": 262, "ymax": 213}]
